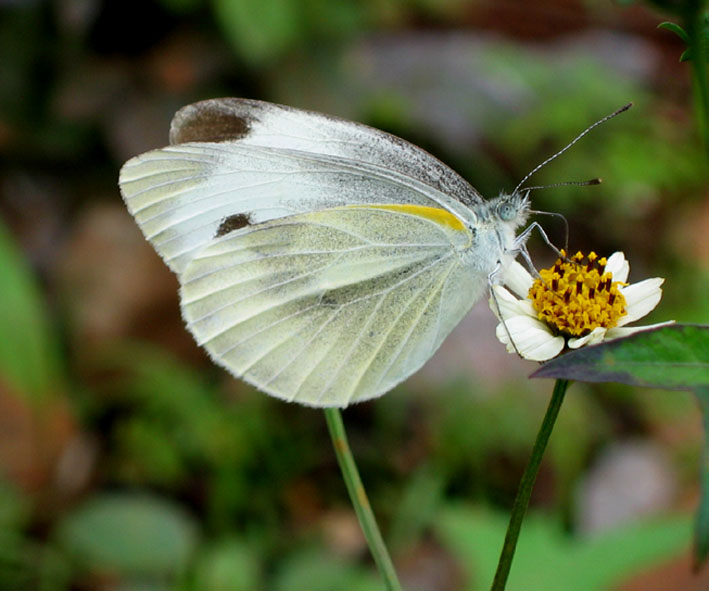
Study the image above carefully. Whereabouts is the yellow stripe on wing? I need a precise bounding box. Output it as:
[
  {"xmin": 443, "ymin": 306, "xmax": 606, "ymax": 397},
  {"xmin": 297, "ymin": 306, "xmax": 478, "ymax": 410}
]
[{"xmin": 351, "ymin": 204, "xmax": 466, "ymax": 232}]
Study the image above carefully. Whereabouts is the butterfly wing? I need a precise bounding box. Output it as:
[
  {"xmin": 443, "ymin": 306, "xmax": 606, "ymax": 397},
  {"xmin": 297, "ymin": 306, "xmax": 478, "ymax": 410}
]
[
  {"xmin": 118, "ymin": 98, "xmax": 482, "ymax": 274},
  {"xmin": 180, "ymin": 205, "xmax": 485, "ymax": 407}
]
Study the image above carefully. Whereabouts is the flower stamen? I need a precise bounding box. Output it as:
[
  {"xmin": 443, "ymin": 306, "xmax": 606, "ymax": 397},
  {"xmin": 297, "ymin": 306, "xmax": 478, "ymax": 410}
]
[{"xmin": 528, "ymin": 250, "xmax": 627, "ymax": 337}]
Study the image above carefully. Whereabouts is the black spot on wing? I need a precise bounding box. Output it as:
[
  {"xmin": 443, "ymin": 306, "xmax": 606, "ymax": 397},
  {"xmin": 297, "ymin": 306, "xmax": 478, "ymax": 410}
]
[
  {"xmin": 170, "ymin": 100, "xmax": 255, "ymax": 144},
  {"xmin": 215, "ymin": 213, "xmax": 252, "ymax": 237}
]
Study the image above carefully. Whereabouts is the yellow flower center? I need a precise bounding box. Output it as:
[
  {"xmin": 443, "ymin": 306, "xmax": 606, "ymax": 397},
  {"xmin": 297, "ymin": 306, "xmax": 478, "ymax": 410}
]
[{"xmin": 528, "ymin": 250, "xmax": 627, "ymax": 337}]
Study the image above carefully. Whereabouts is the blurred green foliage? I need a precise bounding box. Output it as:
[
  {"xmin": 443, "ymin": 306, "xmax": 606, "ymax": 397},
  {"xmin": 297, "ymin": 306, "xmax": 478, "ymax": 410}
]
[
  {"xmin": 0, "ymin": 216, "xmax": 62, "ymax": 401},
  {"xmin": 155, "ymin": 0, "xmax": 468, "ymax": 67},
  {"xmin": 436, "ymin": 505, "xmax": 692, "ymax": 591},
  {"xmin": 56, "ymin": 493, "xmax": 198, "ymax": 578},
  {"xmin": 190, "ymin": 537, "xmax": 262, "ymax": 591}
]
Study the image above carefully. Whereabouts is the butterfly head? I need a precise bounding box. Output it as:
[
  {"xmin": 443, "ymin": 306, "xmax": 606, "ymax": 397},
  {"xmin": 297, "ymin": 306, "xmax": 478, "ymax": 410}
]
[{"xmin": 491, "ymin": 190, "xmax": 530, "ymax": 230}]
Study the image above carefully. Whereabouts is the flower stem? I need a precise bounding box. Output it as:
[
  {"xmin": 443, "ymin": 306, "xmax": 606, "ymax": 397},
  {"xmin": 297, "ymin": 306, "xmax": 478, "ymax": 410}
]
[
  {"xmin": 324, "ymin": 408, "xmax": 403, "ymax": 591},
  {"xmin": 491, "ymin": 379, "xmax": 571, "ymax": 591}
]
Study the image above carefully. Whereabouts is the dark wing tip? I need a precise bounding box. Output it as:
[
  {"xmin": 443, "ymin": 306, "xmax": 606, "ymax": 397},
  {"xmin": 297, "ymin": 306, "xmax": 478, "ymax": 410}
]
[{"xmin": 169, "ymin": 98, "xmax": 257, "ymax": 144}]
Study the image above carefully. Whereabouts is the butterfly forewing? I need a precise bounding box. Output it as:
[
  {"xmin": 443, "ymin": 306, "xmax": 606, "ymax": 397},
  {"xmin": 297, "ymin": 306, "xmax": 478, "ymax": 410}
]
[
  {"xmin": 169, "ymin": 98, "xmax": 483, "ymax": 208},
  {"xmin": 179, "ymin": 206, "xmax": 482, "ymax": 406},
  {"xmin": 119, "ymin": 98, "xmax": 481, "ymax": 274}
]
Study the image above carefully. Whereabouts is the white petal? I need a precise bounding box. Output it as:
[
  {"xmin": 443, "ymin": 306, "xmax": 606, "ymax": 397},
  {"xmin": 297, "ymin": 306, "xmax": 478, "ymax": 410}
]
[
  {"xmin": 616, "ymin": 277, "xmax": 665, "ymax": 326},
  {"xmin": 489, "ymin": 285, "xmax": 536, "ymax": 321},
  {"xmin": 495, "ymin": 321, "xmax": 519, "ymax": 354},
  {"xmin": 501, "ymin": 260, "xmax": 534, "ymax": 299},
  {"xmin": 496, "ymin": 316, "xmax": 564, "ymax": 361},
  {"xmin": 568, "ymin": 327, "xmax": 607, "ymax": 349},
  {"xmin": 605, "ymin": 320, "xmax": 675, "ymax": 340},
  {"xmin": 605, "ymin": 252, "xmax": 629, "ymax": 283}
]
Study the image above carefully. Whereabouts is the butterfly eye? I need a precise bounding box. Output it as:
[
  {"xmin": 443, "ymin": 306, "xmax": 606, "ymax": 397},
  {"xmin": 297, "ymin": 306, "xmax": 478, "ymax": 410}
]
[{"xmin": 497, "ymin": 202, "xmax": 516, "ymax": 221}]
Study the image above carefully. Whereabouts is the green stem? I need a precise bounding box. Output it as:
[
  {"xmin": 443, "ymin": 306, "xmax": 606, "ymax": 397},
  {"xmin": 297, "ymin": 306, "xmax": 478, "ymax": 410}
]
[
  {"xmin": 686, "ymin": 0, "xmax": 709, "ymax": 152},
  {"xmin": 324, "ymin": 408, "xmax": 403, "ymax": 591},
  {"xmin": 692, "ymin": 386, "xmax": 709, "ymax": 569},
  {"xmin": 491, "ymin": 379, "xmax": 571, "ymax": 591}
]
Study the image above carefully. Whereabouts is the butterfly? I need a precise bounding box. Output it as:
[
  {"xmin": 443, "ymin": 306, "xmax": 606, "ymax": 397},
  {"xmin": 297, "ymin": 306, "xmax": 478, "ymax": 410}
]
[{"xmin": 119, "ymin": 98, "xmax": 627, "ymax": 407}]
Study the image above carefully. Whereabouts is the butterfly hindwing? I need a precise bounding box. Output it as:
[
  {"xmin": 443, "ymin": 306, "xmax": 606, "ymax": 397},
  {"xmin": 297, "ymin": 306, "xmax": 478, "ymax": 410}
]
[{"xmin": 179, "ymin": 205, "xmax": 484, "ymax": 407}]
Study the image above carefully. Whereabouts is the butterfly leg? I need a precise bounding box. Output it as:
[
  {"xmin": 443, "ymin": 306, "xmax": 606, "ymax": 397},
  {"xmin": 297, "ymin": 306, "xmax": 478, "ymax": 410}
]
[
  {"xmin": 507, "ymin": 220, "xmax": 571, "ymax": 286},
  {"xmin": 487, "ymin": 262, "xmax": 524, "ymax": 358},
  {"xmin": 512, "ymin": 221, "xmax": 563, "ymax": 258}
]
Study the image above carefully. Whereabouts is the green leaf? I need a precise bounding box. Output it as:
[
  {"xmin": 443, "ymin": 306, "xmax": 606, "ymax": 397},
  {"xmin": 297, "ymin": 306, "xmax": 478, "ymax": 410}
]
[
  {"xmin": 56, "ymin": 493, "xmax": 198, "ymax": 577},
  {"xmin": 212, "ymin": 0, "xmax": 301, "ymax": 66},
  {"xmin": 273, "ymin": 549, "xmax": 380, "ymax": 591},
  {"xmin": 658, "ymin": 21, "xmax": 689, "ymax": 43},
  {"xmin": 192, "ymin": 538, "xmax": 262, "ymax": 591},
  {"xmin": 532, "ymin": 324, "xmax": 709, "ymax": 567},
  {"xmin": 0, "ymin": 217, "xmax": 62, "ymax": 400},
  {"xmin": 658, "ymin": 17, "xmax": 709, "ymax": 63},
  {"xmin": 531, "ymin": 324, "xmax": 709, "ymax": 390},
  {"xmin": 436, "ymin": 504, "xmax": 691, "ymax": 590}
]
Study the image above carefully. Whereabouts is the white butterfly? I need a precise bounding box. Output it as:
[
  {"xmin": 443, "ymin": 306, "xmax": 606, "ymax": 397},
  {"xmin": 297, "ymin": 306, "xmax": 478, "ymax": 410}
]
[{"xmin": 119, "ymin": 98, "xmax": 624, "ymax": 407}]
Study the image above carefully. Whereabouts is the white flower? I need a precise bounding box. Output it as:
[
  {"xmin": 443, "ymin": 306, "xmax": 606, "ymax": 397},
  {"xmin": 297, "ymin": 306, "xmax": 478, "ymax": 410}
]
[{"xmin": 490, "ymin": 251, "xmax": 672, "ymax": 362}]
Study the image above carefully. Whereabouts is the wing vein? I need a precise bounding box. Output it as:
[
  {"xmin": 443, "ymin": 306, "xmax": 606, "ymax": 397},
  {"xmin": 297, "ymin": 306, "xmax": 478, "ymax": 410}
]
[
  {"xmin": 183, "ymin": 244, "xmax": 430, "ymax": 307},
  {"xmin": 261, "ymin": 307, "xmax": 345, "ymax": 393},
  {"xmin": 373, "ymin": 255, "xmax": 458, "ymax": 392},
  {"xmin": 289, "ymin": 309, "xmax": 348, "ymax": 403},
  {"xmin": 141, "ymin": 178, "xmax": 287, "ymax": 230},
  {"xmin": 314, "ymin": 294, "xmax": 386, "ymax": 405},
  {"xmin": 236, "ymin": 304, "xmax": 322, "ymax": 372},
  {"xmin": 342, "ymin": 268, "xmax": 440, "ymax": 403},
  {"xmin": 185, "ymin": 253, "xmax": 348, "ymax": 327}
]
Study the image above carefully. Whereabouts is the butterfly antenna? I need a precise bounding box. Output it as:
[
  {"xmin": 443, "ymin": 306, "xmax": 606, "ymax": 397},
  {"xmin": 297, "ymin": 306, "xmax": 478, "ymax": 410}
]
[
  {"xmin": 513, "ymin": 103, "xmax": 632, "ymax": 194},
  {"xmin": 524, "ymin": 178, "xmax": 602, "ymax": 192}
]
